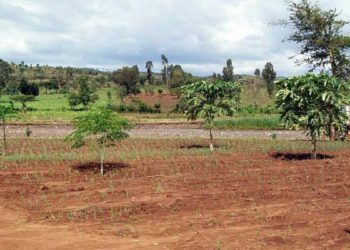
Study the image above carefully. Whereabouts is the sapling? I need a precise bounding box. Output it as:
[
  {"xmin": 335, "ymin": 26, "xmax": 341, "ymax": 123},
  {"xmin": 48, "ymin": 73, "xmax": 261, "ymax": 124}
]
[
  {"xmin": 0, "ymin": 104, "xmax": 16, "ymax": 157},
  {"xmin": 66, "ymin": 107, "xmax": 131, "ymax": 175},
  {"xmin": 276, "ymin": 74, "xmax": 349, "ymax": 159},
  {"xmin": 180, "ymin": 80, "xmax": 240, "ymax": 151}
]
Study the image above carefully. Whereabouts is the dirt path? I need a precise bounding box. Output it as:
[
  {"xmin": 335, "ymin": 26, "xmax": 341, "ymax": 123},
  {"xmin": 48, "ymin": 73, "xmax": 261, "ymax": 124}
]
[{"xmin": 5, "ymin": 124, "xmax": 306, "ymax": 139}]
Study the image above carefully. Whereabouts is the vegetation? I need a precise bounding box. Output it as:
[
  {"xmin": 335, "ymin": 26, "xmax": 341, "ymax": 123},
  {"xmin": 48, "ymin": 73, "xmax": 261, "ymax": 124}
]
[
  {"xmin": 66, "ymin": 108, "xmax": 131, "ymax": 175},
  {"xmin": 277, "ymin": 0, "xmax": 350, "ymax": 78},
  {"xmin": 276, "ymin": 74, "xmax": 349, "ymax": 159},
  {"xmin": 0, "ymin": 104, "xmax": 16, "ymax": 156},
  {"xmin": 68, "ymin": 76, "xmax": 98, "ymax": 110},
  {"xmin": 262, "ymin": 62, "xmax": 276, "ymax": 96},
  {"xmin": 180, "ymin": 80, "xmax": 241, "ymax": 151}
]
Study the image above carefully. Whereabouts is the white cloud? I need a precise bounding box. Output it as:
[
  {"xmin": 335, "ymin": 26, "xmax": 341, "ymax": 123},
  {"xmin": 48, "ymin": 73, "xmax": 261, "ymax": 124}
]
[{"xmin": 0, "ymin": 0, "xmax": 349, "ymax": 76}]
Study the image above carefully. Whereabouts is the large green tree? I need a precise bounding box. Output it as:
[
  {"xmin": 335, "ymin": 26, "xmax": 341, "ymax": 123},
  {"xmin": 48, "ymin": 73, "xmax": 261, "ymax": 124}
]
[
  {"xmin": 180, "ymin": 80, "xmax": 241, "ymax": 151},
  {"xmin": 277, "ymin": 0, "xmax": 350, "ymax": 78},
  {"xmin": 0, "ymin": 59, "xmax": 13, "ymax": 94},
  {"xmin": 112, "ymin": 66, "xmax": 140, "ymax": 95},
  {"xmin": 68, "ymin": 76, "xmax": 98, "ymax": 110},
  {"xmin": 276, "ymin": 74, "xmax": 349, "ymax": 159},
  {"xmin": 262, "ymin": 62, "xmax": 277, "ymax": 96},
  {"xmin": 170, "ymin": 65, "xmax": 186, "ymax": 88}
]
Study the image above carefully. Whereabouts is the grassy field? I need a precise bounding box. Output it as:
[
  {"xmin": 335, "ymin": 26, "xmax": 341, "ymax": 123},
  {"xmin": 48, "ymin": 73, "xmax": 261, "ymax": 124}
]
[
  {"xmin": 0, "ymin": 89, "xmax": 282, "ymax": 129},
  {"xmin": 0, "ymin": 137, "xmax": 349, "ymax": 249}
]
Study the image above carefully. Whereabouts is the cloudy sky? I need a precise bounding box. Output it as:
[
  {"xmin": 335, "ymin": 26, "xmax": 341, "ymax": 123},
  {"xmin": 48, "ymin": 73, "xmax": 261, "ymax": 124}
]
[{"xmin": 0, "ymin": 0, "xmax": 349, "ymax": 76}]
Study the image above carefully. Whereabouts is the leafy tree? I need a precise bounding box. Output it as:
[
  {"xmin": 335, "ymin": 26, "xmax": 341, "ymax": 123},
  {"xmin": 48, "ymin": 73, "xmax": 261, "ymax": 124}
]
[
  {"xmin": 276, "ymin": 0, "xmax": 350, "ymax": 78},
  {"xmin": 0, "ymin": 59, "xmax": 13, "ymax": 94},
  {"xmin": 170, "ymin": 65, "xmax": 186, "ymax": 88},
  {"xmin": 222, "ymin": 59, "xmax": 234, "ymax": 82},
  {"xmin": 145, "ymin": 61, "xmax": 153, "ymax": 83},
  {"xmin": 262, "ymin": 62, "xmax": 276, "ymax": 96},
  {"xmin": 0, "ymin": 105, "xmax": 15, "ymax": 157},
  {"xmin": 254, "ymin": 68, "xmax": 261, "ymax": 77},
  {"xmin": 161, "ymin": 54, "xmax": 169, "ymax": 85},
  {"xmin": 18, "ymin": 78, "xmax": 39, "ymax": 96},
  {"xmin": 112, "ymin": 66, "xmax": 140, "ymax": 95},
  {"xmin": 10, "ymin": 95, "xmax": 36, "ymax": 113},
  {"xmin": 276, "ymin": 74, "xmax": 349, "ymax": 159},
  {"xmin": 180, "ymin": 80, "xmax": 241, "ymax": 151},
  {"xmin": 68, "ymin": 76, "xmax": 98, "ymax": 110},
  {"xmin": 68, "ymin": 93, "xmax": 81, "ymax": 110},
  {"xmin": 66, "ymin": 108, "xmax": 131, "ymax": 175}
]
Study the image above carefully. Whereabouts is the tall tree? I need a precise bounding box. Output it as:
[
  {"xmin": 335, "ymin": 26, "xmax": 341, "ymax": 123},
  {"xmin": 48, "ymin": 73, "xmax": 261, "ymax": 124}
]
[
  {"xmin": 169, "ymin": 65, "xmax": 186, "ymax": 88},
  {"xmin": 161, "ymin": 54, "xmax": 169, "ymax": 86},
  {"xmin": 254, "ymin": 68, "xmax": 261, "ymax": 77},
  {"xmin": 262, "ymin": 62, "xmax": 276, "ymax": 96},
  {"xmin": 222, "ymin": 59, "xmax": 234, "ymax": 82},
  {"xmin": 276, "ymin": 0, "xmax": 350, "ymax": 78},
  {"xmin": 0, "ymin": 59, "xmax": 13, "ymax": 94},
  {"xmin": 145, "ymin": 61, "xmax": 153, "ymax": 83},
  {"xmin": 112, "ymin": 66, "xmax": 140, "ymax": 95}
]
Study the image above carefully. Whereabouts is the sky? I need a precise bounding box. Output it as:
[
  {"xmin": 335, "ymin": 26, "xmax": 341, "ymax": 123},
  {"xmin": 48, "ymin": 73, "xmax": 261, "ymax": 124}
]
[{"xmin": 0, "ymin": 0, "xmax": 349, "ymax": 76}]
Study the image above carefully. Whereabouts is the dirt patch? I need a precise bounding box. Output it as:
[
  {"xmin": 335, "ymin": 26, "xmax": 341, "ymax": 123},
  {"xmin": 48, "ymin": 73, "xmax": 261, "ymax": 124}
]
[
  {"xmin": 73, "ymin": 162, "xmax": 130, "ymax": 174},
  {"xmin": 0, "ymin": 139, "xmax": 349, "ymax": 249},
  {"xmin": 272, "ymin": 152, "xmax": 335, "ymax": 161}
]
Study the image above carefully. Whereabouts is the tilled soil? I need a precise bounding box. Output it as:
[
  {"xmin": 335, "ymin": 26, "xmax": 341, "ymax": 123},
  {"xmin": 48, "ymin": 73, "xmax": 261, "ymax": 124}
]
[
  {"xmin": 0, "ymin": 139, "xmax": 349, "ymax": 249},
  {"xmin": 5, "ymin": 124, "xmax": 306, "ymax": 139}
]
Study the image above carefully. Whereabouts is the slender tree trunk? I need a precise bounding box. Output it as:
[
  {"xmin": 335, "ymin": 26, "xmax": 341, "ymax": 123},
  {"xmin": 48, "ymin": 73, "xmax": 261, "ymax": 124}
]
[
  {"xmin": 209, "ymin": 128, "xmax": 214, "ymax": 151},
  {"xmin": 2, "ymin": 117, "xmax": 6, "ymax": 157},
  {"xmin": 311, "ymin": 138, "xmax": 317, "ymax": 159},
  {"xmin": 100, "ymin": 146, "xmax": 106, "ymax": 175}
]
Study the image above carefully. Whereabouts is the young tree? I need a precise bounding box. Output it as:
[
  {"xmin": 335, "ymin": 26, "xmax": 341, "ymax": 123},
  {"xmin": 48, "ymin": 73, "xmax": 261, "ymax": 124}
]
[
  {"xmin": 262, "ymin": 62, "xmax": 276, "ymax": 96},
  {"xmin": 276, "ymin": 0, "xmax": 350, "ymax": 78},
  {"xmin": 0, "ymin": 105, "xmax": 15, "ymax": 157},
  {"xmin": 145, "ymin": 61, "xmax": 153, "ymax": 83},
  {"xmin": 66, "ymin": 108, "xmax": 131, "ymax": 175},
  {"xmin": 222, "ymin": 59, "xmax": 234, "ymax": 82},
  {"xmin": 276, "ymin": 74, "xmax": 349, "ymax": 159},
  {"xmin": 180, "ymin": 80, "xmax": 241, "ymax": 151}
]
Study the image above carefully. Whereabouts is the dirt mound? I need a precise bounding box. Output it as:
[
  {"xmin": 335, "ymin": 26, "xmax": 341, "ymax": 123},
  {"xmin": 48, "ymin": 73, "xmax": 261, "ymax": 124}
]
[
  {"xmin": 271, "ymin": 152, "xmax": 335, "ymax": 160},
  {"xmin": 73, "ymin": 162, "xmax": 129, "ymax": 173}
]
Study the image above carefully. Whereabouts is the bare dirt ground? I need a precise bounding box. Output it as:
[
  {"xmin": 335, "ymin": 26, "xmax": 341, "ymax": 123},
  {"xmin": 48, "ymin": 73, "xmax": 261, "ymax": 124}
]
[
  {"xmin": 0, "ymin": 139, "xmax": 349, "ymax": 249},
  {"xmin": 5, "ymin": 124, "xmax": 306, "ymax": 139}
]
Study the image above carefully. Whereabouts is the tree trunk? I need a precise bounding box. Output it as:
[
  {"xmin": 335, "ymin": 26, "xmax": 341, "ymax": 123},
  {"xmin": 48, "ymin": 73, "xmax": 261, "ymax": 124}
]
[
  {"xmin": 2, "ymin": 117, "xmax": 6, "ymax": 157},
  {"xmin": 329, "ymin": 48, "xmax": 336, "ymax": 76},
  {"xmin": 311, "ymin": 139, "xmax": 317, "ymax": 159},
  {"xmin": 100, "ymin": 146, "xmax": 106, "ymax": 175},
  {"xmin": 209, "ymin": 128, "xmax": 214, "ymax": 151}
]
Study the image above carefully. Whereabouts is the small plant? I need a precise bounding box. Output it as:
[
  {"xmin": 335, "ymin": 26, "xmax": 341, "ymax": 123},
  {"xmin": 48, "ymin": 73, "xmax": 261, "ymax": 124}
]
[
  {"xmin": 26, "ymin": 127, "xmax": 32, "ymax": 137},
  {"xmin": 66, "ymin": 107, "xmax": 131, "ymax": 175},
  {"xmin": 0, "ymin": 104, "xmax": 16, "ymax": 157},
  {"xmin": 154, "ymin": 103, "xmax": 161, "ymax": 113}
]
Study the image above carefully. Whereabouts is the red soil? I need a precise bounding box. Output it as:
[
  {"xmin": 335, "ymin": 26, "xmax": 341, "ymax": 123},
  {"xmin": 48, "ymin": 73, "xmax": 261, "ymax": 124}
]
[{"xmin": 0, "ymin": 141, "xmax": 349, "ymax": 249}]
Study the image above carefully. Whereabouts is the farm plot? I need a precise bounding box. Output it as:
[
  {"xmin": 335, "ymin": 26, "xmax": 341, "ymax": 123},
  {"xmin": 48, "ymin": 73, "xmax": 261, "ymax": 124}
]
[{"xmin": 0, "ymin": 138, "xmax": 349, "ymax": 249}]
